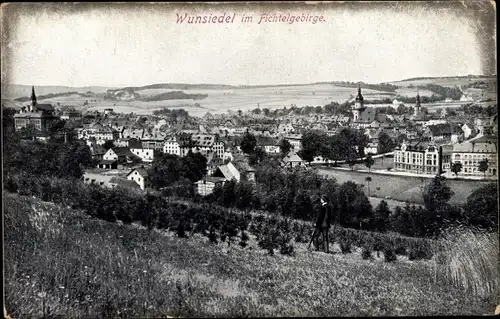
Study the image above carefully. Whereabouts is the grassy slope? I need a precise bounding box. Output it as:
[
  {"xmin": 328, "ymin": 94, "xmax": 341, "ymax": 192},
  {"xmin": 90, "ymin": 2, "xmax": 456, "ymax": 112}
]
[
  {"xmin": 4, "ymin": 193, "xmax": 495, "ymax": 317},
  {"xmin": 318, "ymin": 167, "xmax": 495, "ymax": 205}
]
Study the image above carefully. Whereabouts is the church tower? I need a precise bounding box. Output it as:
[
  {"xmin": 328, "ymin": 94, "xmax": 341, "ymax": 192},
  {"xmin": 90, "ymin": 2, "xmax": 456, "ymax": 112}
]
[
  {"xmin": 30, "ymin": 86, "xmax": 37, "ymax": 112},
  {"xmin": 413, "ymin": 89, "xmax": 421, "ymax": 117},
  {"xmin": 352, "ymin": 83, "xmax": 365, "ymax": 121}
]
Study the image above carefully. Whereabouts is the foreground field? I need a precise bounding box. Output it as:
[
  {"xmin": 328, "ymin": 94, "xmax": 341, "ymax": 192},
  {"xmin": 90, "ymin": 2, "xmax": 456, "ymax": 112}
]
[
  {"xmin": 318, "ymin": 167, "xmax": 495, "ymax": 205},
  {"xmin": 4, "ymin": 193, "xmax": 497, "ymax": 317}
]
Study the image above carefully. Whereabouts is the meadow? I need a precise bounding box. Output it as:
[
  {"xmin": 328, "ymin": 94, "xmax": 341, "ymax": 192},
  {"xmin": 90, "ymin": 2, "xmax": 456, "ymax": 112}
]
[
  {"xmin": 317, "ymin": 167, "xmax": 495, "ymax": 205},
  {"xmin": 4, "ymin": 83, "xmax": 396, "ymax": 117},
  {"xmin": 4, "ymin": 192, "xmax": 498, "ymax": 317}
]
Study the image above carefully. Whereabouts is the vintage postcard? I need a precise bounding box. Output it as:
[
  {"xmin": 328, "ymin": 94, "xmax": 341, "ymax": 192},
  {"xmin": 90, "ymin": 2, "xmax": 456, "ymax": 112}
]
[{"xmin": 2, "ymin": 1, "xmax": 498, "ymax": 317}]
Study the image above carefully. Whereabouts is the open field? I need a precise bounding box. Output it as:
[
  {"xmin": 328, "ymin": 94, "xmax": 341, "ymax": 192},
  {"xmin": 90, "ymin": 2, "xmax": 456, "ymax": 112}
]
[
  {"xmin": 395, "ymin": 88, "xmax": 439, "ymax": 97},
  {"xmin": 2, "ymin": 83, "xmax": 399, "ymax": 117},
  {"xmin": 386, "ymin": 76, "xmax": 497, "ymax": 88},
  {"xmin": 317, "ymin": 167, "xmax": 495, "ymax": 205},
  {"xmin": 4, "ymin": 193, "xmax": 497, "ymax": 317}
]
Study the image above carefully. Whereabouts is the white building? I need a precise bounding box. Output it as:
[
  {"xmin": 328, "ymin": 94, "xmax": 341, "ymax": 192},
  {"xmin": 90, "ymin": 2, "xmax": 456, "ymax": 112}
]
[
  {"xmin": 393, "ymin": 141, "xmax": 440, "ymax": 175},
  {"xmin": 130, "ymin": 148, "xmax": 154, "ymax": 162},
  {"xmin": 194, "ymin": 177, "xmax": 225, "ymax": 196},
  {"xmin": 451, "ymin": 134, "xmax": 497, "ymax": 177},
  {"xmin": 126, "ymin": 167, "xmax": 150, "ymax": 190},
  {"xmin": 163, "ymin": 136, "xmax": 182, "ymax": 156},
  {"xmin": 284, "ymin": 134, "xmax": 302, "ymax": 151}
]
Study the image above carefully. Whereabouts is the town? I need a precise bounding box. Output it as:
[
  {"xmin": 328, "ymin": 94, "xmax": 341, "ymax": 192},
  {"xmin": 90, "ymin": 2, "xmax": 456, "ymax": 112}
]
[{"xmin": 7, "ymin": 81, "xmax": 498, "ymax": 196}]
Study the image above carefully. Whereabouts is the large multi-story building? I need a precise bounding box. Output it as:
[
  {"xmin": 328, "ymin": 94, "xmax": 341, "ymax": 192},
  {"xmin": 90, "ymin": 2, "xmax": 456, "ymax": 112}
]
[
  {"xmin": 393, "ymin": 141, "xmax": 441, "ymax": 175},
  {"xmin": 450, "ymin": 134, "xmax": 497, "ymax": 177},
  {"xmin": 163, "ymin": 134, "xmax": 225, "ymax": 158},
  {"xmin": 14, "ymin": 86, "xmax": 59, "ymax": 132},
  {"xmin": 163, "ymin": 136, "xmax": 183, "ymax": 156}
]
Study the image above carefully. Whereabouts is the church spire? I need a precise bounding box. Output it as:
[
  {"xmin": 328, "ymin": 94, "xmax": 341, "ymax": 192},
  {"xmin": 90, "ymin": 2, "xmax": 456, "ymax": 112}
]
[
  {"xmin": 31, "ymin": 86, "xmax": 37, "ymax": 107},
  {"xmin": 355, "ymin": 83, "xmax": 364, "ymax": 102},
  {"xmin": 415, "ymin": 89, "xmax": 421, "ymax": 108}
]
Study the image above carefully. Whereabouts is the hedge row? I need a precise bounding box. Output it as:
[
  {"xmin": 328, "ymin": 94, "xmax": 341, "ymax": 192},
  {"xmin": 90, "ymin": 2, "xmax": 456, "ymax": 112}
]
[{"xmin": 4, "ymin": 173, "xmax": 435, "ymax": 260}]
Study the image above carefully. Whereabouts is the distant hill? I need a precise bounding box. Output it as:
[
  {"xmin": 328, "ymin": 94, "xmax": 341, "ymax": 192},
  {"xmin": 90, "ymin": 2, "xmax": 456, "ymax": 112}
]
[
  {"xmin": 385, "ymin": 75, "xmax": 497, "ymax": 88},
  {"xmin": 395, "ymin": 75, "xmax": 496, "ymax": 82},
  {"xmin": 13, "ymin": 91, "xmax": 98, "ymax": 102},
  {"xmin": 1, "ymin": 84, "xmax": 116, "ymax": 100}
]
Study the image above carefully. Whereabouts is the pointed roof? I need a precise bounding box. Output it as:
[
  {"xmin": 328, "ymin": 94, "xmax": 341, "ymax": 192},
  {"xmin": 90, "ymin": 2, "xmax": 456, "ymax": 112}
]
[
  {"xmin": 31, "ymin": 86, "xmax": 37, "ymax": 104},
  {"xmin": 355, "ymin": 84, "xmax": 364, "ymax": 102},
  {"xmin": 415, "ymin": 89, "xmax": 421, "ymax": 108}
]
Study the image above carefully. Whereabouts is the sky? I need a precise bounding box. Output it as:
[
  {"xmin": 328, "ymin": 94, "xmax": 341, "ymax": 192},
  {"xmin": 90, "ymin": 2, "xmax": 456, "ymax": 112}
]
[{"xmin": 1, "ymin": 2, "xmax": 496, "ymax": 87}]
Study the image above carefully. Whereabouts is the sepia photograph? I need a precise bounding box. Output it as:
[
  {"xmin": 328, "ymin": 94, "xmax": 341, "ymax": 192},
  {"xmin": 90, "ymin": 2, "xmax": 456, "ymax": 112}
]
[{"xmin": 1, "ymin": 1, "xmax": 498, "ymax": 317}]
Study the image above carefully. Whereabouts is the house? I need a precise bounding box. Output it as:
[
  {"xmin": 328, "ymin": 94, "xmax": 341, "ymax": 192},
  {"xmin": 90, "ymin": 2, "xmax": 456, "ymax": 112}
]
[
  {"xmin": 60, "ymin": 110, "xmax": 82, "ymax": 122},
  {"xmin": 364, "ymin": 142, "xmax": 378, "ymax": 155},
  {"xmin": 103, "ymin": 147, "xmax": 142, "ymax": 168},
  {"xmin": 97, "ymin": 159, "xmax": 118, "ymax": 169},
  {"xmin": 126, "ymin": 167, "xmax": 150, "ymax": 190},
  {"xmin": 426, "ymin": 124, "xmax": 464, "ymax": 144},
  {"xmin": 108, "ymin": 177, "xmax": 141, "ymax": 190},
  {"xmin": 163, "ymin": 135, "xmax": 182, "ymax": 156},
  {"xmin": 461, "ymin": 123, "xmax": 476, "ymax": 139},
  {"xmin": 128, "ymin": 140, "xmax": 154, "ymax": 162},
  {"xmin": 281, "ymin": 151, "xmax": 307, "ymax": 169},
  {"xmin": 231, "ymin": 157, "xmax": 256, "ymax": 182},
  {"xmin": 277, "ymin": 123, "xmax": 295, "ymax": 134},
  {"xmin": 256, "ymin": 136, "xmax": 280, "ymax": 154},
  {"xmin": 283, "ymin": 134, "xmax": 302, "ymax": 151},
  {"xmin": 213, "ymin": 161, "xmax": 241, "ymax": 182},
  {"xmin": 83, "ymin": 169, "xmax": 131, "ymax": 188},
  {"xmin": 194, "ymin": 176, "xmax": 225, "ymax": 196},
  {"xmin": 191, "ymin": 134, "xmax": 225, "ymax": 158}
]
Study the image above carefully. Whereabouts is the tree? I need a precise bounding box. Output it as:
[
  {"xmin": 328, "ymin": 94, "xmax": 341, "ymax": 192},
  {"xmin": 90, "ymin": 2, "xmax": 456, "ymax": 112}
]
[
  {"xmin": 365, "ymin": 176, "xmax": 372, "ymax": 197},
  {"xmin": 478, "ymin": 158, "xmax": 489, "ymax": 178},
  {"xmin": 450, "ymin": 162, "xmax": 463, "ymax": 177},
  {"xmin": 464, "ymin": 183, "xmax": 498, "ymax": 230},
  {"xmin": 103, "ymin": 140, "xmax": 115, "ymax": 150},
  {"xmin": 252, "ymin": 108, "xmax": 261, "ymax": 115},
  {"xmin": 298, "ymin": 148, "xmax": 315, "ymax": 164},
  {"xmin": 249, "ymin": 147, "xmax": 266, "ymax": 166},
  {"xmin": 240, "ymin": 132, "xmax": 257, "ymax": 154},
  {"xmin": 372, "ymin": 200, "xmax": 391, "ymax": 232},
  {"xmin": 279, "ymin": 139, "xmax": 292, "ymax": 156},
  {"xmin": 148, "ymin": 153, "xmax": 183, "ymax": 189},
  {"xmin": 377, "ymin": 131, "xmax": 395, "ymax": 154},
  {"xmin": 262, "ymin": 108, "xmax": 270, "ymax": 116},
  {"xmin": 336, "ymin": 181, "xmax": 373, "ymax": 228},
  {"xmin": 364, "ymin": 154, "xmax": 374, "ymax": 172},
  {"xmin": 300, "ymin": 130, "xmax": 327, "ymax": 160},
  {"xmin": 180, "ymin": 151, "xmax": 208, "ymax": 182},
  {"xmin": 423, "ymin": 175, "xmax": 454, "ymax": 212}
]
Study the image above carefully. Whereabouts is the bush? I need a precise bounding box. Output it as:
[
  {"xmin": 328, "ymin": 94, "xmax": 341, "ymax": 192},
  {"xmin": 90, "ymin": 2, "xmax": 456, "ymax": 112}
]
[
  {"xmin": 362, "ymin": 246, "xmax": 373, "ymax": 260},
  {"xmin": 384, "ymin": 248, "xmax": 397, "ymax": 262},
  {"xmin": 208, "ymin": 227, "xmax": 218, "ymax": 244},
  {"xmin": 408, "ymin": 240, "xmax": 433, "ymax": 260},
  {"xmin": 277, "ymin": 233, "xmax": 294, "ymax": 256},
  {"xmin": 339, "ymin": 236, "xmax": 352, "ymax": 254},
  {"xmin": 394, "ymin": 244, "xmax": 407, "ymax": 256},
  {"xmin": 239, "ymin": 231, "xmax": 249, "ymax": 248},
  {"xmin": 373, "ymin": 238, "xmax": 384, "ymax": 257},
  {"xmin": 176, "ymin": 221, "xmax": 186, "ymax": 238}
]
